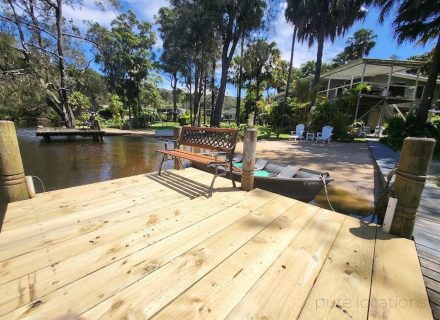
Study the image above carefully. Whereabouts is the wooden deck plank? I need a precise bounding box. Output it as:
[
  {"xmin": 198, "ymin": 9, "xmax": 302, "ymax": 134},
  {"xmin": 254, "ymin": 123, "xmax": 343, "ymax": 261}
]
[
  {"xmin": 225, "ymin": 209, "xmax": 345, "ymax": 320},
  {"xmin": 0, "ymin": 188, "xmax": 252, "ymax": 288},
  {"xmin": 5, "ymin": 168, "xmax": 201, "ymax": 218},
  {"xmin": 81, "ymin": 196, "xmax": 305, "ymax": 320},
  {"xmin": 2, "ymin": 190, "xmax": 281, "ymax": 319},
  {"xmin": 368, "ymin": 230, "xmax": 432, "ymax": 320},
  {"xmin": 2, "ymin": 169, "xmax": 210, "ymax": 233},
  {"xmin": 0, "ymin": 170, "xmax": 229, "ymax": 253},
  {"xmin": 298, "ymin": 218, "xmax": 377, "ymax": 320},
  {"xmin": 150, "ymin": 201, "xmax": 318, "ymax": 320},
  {"xmin": 368, "ymin": 140, "xmax": 440, "ymax": 320},
  {"xmin": 0, "ymin": 167, "xmax": 432, "ymax": 320}
]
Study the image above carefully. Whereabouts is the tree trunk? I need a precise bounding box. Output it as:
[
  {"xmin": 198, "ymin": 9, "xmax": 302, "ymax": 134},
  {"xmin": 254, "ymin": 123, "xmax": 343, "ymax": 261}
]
[
  {"xmin": 203, "ymin": 74, "xmax": 207, "ymax": 126},
  {"xmin": 210, "ymin": 58, "xmax": 216, "ymax": 124},
  {"xmin": 415, "ymin": 35, "xmax": 440, "ymax": 131},
  {"xmin": 172, "ymin": 72, "xmax": 178, "ymax": 122},
  {"xmin": 313, "ymin": 23, "xmax": 326, "ymax": 90},
  {"xmin": 254, "ymin": 78, "xmax": 260, "ymax": 124},
  {"xmin": 285, "ymin": 26, "xmax": 297, "ymax": 102},
  {"xmin": 212, "ymin": 35, "xmax": 239, "ymax": 127},
  {"xmin": 189, "ymin": 77, "xmax": 193, "ymax": 125},
  {"xmin": 55, "ymin": 0, "xmax": 74, "ymax": 128},
  {"xmin": 236, "ymin": 36, "xmax": 244, "ymax": 126}
]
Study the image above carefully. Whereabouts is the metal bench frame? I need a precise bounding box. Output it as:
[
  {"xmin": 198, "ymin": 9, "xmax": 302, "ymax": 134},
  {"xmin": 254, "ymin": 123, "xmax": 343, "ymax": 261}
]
[{"xmin": 157, "ymin": 126, "xmax": 239, "ymax": 197}]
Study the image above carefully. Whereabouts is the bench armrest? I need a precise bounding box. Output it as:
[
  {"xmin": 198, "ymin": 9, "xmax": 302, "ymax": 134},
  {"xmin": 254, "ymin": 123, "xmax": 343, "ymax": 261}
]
[{"xmin": 160, "ymin": 138, "xmax": 179, "ymax": 150}]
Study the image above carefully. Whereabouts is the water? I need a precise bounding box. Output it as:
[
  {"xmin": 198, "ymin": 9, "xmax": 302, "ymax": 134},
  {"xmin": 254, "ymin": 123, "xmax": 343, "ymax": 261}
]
[{"xmin": 16, "ymin": 128, "xmax": 170, "ymax": 192}]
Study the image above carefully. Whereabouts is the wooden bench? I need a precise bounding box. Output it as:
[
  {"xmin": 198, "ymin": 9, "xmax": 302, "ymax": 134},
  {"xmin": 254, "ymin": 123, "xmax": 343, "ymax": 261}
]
[{"xmin": 157, "ymin": 126, "xmax": 239, "ymax": 197}]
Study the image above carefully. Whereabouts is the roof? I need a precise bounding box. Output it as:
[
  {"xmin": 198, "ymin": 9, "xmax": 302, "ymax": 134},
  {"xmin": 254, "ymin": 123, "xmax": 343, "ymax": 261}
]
[
  {"xmin": 392, "ymin": 72, "xmax": 440, "ymax": 85},
  {"xmin": 320, "ymin": 58, "xmax": 425, "ymax": 80}
]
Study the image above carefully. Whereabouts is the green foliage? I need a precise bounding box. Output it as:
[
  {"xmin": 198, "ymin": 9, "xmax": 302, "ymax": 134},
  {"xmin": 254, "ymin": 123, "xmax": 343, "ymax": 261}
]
[
  {"xmin": 333, "ymin": 29, "xmax": 377, "ymax": 66},
  {"xmin": 98, "ymin": 108, "xmax": 113, "ymax": 120},
  {"xmin": 381, "ymin": 112, "xmax": 440, "ymax": 154},
  {"xmin": 68, "ymin": 91, "xmax": 91, "ymax": 117},
  {"xmin": 108, "ymin": 95, "xmax": 123, "ymax": 119},
  {"xmin": 310, "ymin": 100, "xmax": 352, "ymax": 141},
  {"xmin": 88, "ymin": 10, "xmax": 156, "ymax": 121},
  {"xmin": 268, "ymin": 101, "xmax": 293, "ymax": 138}
]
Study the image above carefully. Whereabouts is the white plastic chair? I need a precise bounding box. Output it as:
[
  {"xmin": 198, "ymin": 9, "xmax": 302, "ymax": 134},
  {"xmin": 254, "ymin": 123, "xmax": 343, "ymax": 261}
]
[
  {"xmin": 315, "ymin": 126, "xmax": 333, "ymax": 144},
  {"xmin": 289, "ymin": 124, "xmax": 305, "ymax": 142}
]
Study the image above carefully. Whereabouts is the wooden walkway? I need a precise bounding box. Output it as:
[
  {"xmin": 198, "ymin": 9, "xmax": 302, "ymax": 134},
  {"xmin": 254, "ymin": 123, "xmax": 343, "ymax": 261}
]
[
  {"xmin": 0, "ymin": 168, "xmax": 432, "ymax": 319},
  {"xmin": 36, "ymin": 128, "xmax": 105, "ymax": 141},
  {"xmin": 369, "ymin": 140, "xmax": 440, "ymax": 319}
]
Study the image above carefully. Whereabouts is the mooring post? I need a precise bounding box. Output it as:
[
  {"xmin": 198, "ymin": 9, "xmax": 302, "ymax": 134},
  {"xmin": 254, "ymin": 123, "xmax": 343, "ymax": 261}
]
[
  {"xmin": 390, "ymin": 137, "xmax": 436, "ymax": 238},
  {"xmin": 173, "ymin": 126, "xmax": 183, "ymax": 170},
  {"xmin": 241, "ymin": 127, "xmax": 257, "ymax": 191},
  {"xmin": 0, "ymin": 121, "xmax": 30, "ymax": 230}
]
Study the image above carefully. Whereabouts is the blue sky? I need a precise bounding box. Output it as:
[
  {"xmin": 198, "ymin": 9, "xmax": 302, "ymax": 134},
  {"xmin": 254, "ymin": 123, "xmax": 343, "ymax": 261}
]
[{"xmin": 64, "ymin": 0, "xmax": 435, "ymax": 95}]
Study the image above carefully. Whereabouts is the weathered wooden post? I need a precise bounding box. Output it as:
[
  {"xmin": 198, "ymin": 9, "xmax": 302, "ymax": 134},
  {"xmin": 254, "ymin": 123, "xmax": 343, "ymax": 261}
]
[
  {"xmin": 390, "ymin": 137, "xmax": 436, "ymax": 238},
  {"xmin": 241, "ymin": 127, "xmax": 257, "ymax": 191},
  {"xmin": 173, "ymin": 126, "xmax": 183, "ymax": 170},
  {"xmin": 0, "ymin": 121, "xmax": 29, "ymax": 230}
]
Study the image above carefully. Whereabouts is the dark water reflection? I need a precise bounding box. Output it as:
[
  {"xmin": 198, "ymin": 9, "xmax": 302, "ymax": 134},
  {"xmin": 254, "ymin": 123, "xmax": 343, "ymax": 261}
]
[{"xmin": 17, "ymin": 128, "xmax": 171, "ymax": 192}]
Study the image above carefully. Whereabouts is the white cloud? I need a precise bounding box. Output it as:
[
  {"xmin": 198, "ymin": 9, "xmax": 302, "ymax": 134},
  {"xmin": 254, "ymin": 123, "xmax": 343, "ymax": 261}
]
[
  {"xmin": 267, "ymin": 6, "xmax": 343, "ymax": 66},
  {"xmin": 64, "ymin": 2, "xmax": 118, "ymax": 27}
]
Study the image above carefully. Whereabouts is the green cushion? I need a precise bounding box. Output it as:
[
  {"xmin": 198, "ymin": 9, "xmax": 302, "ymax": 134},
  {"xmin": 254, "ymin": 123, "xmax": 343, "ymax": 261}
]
[{"xmin": 233, "ymin": 162, "xmax": 270, "ymax": 177}]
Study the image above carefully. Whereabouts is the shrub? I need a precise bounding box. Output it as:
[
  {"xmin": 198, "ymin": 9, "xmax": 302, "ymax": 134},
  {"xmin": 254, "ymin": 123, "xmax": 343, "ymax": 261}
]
[
  {"xmin": 309, "ymin": 100, "xmax": 352, "ymax": 141},
  {"xmin": 381, "ymin": 112, "xmax": 440, "ymax": 155},
  {"xmin": 97, "ymin": 108, "xmax": 113, "ymax": 120}
]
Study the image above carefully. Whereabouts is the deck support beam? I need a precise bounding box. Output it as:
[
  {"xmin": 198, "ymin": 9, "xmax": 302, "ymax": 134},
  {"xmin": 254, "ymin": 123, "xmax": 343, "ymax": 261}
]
[
  {"xmin": 390, "ymin": 137, "xmax": 436, "ymax": 238},
  {"xmin": 0, "ymin": 121, "xmax": 29, "ymax": 231},
  {"xmin": 241, "ymin": 128, "xmax": 257, "ymax": 191}
]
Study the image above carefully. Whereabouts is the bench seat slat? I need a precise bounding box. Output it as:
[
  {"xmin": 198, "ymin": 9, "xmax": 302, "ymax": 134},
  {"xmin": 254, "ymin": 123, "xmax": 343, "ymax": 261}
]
[{"xmin": 157, "ymin": 149, "xmax": 241, "ymax": 172}]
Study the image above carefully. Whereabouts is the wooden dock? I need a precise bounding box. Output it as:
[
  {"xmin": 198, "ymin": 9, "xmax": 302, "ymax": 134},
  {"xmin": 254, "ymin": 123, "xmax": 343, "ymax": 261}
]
[
  {"xmin": 36, "ymin": 128, "xmax": 105, "ymax": 141},
  {"xmin": 369, "ymin": 140, "xmax": 440, "ymax": 319},
  {"xmin": 0, "ymin": 168, "xmax": 432, "ymax": 319}
]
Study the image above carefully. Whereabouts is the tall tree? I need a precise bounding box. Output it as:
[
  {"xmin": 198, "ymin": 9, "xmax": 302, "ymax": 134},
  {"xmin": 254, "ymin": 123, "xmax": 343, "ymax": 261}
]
[
  {"xmin": 373, "ymin": 0, "xmax": 440, "ymax": 130},
  {"xmin": 0, "ymin": 0, "xmax": 109, "ymax": 127},
  {"xmin": 208, "ymin": 0, "xmax": 266, "ymax": 127},
  {"xmin": 285, "ymin": 0, "xmax": 368, "ymax": 91},
  {"xmin": 157, "ymin": 7, "xmax": 185, "ymax": 122},
  {"xmin": 333, "ymin": 28, "xmax": 377, "ymax": 66},
  {"xmin": 242, "ymin": 40, "xmax": 280, "ymax": 123},
  {"xmin": 88, "ymin": 11, "xmax": 156, "ymax": 125}
]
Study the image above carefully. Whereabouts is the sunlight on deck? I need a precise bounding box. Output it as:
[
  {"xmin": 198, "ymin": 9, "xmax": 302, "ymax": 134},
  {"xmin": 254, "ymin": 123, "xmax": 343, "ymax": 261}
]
[{"xmin": 0, "ymin": 168, "xmax": 432, "ymax": 319}]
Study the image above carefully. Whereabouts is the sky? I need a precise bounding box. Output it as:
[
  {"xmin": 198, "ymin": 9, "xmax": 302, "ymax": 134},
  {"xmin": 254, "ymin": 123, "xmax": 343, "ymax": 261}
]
[{"xmin": 64, "ymin": 0, "xmax": 435, "ymax": 96}]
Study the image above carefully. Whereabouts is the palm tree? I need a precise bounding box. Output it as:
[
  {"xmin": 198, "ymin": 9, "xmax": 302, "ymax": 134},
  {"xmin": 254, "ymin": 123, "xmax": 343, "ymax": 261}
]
[
  {"xmin": 372, "ymin": 0, "xmax": 440, "ymax": 131},
  {"xmin": 333, "ymin": 28, "xmax": 377, "ymax": 66},
  {"xmin": 285, "ymin": 0, "xmax": 368, "ymax": 90}
]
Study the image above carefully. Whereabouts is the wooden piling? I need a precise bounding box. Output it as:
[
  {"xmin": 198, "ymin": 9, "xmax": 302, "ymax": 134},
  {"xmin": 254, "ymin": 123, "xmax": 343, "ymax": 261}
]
[
  {"xmin": 173, "ymin": 126, "xmax": 183, "ymax": 170},
  {"xmin": 390, "ymin": 137, "xmax": 436, "ymax": 238},
  {"xmin": 0, "ymin": 121, "xmax": 29, "ymax": 230},
  {"xmin": 241, "ymin": 127, "xmax": 257, "ymax": 191}
]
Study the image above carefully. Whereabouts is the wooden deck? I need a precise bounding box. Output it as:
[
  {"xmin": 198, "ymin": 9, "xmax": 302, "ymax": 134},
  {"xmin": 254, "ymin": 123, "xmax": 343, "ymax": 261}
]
[
  {"xmin": 0, "ymin": 168, "xmax": 432, "ymax": 319},
  {"xmin": 36, "ymin": 128, "xmax": 105, "ymax": 141},
  {"xmin": 369, "ymin": 140, "xmax": 440, "ymax": 319}
]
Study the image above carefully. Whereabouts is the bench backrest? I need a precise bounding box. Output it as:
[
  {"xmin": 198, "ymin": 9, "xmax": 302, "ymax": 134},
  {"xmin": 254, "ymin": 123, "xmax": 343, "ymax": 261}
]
[{"xmin": 179, "ymin": 126, "xmax": 239, "ymax": 152}]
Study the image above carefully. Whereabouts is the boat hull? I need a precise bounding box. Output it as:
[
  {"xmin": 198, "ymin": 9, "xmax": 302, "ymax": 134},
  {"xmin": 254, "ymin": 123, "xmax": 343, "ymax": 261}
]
[{"xmin": 191, "ymin": 162, "xmax": 333, "ymax": 203}]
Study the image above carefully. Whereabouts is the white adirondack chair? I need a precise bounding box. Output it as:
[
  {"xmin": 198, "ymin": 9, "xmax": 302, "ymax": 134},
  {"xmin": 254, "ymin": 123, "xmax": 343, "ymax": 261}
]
[
  {"xmin": 289, "ymin": 124, "xmax": 305, "ymax": 142},
  {"xmin": 315, "ymin": 126, "xmax": 333, "ymax": 144}
]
